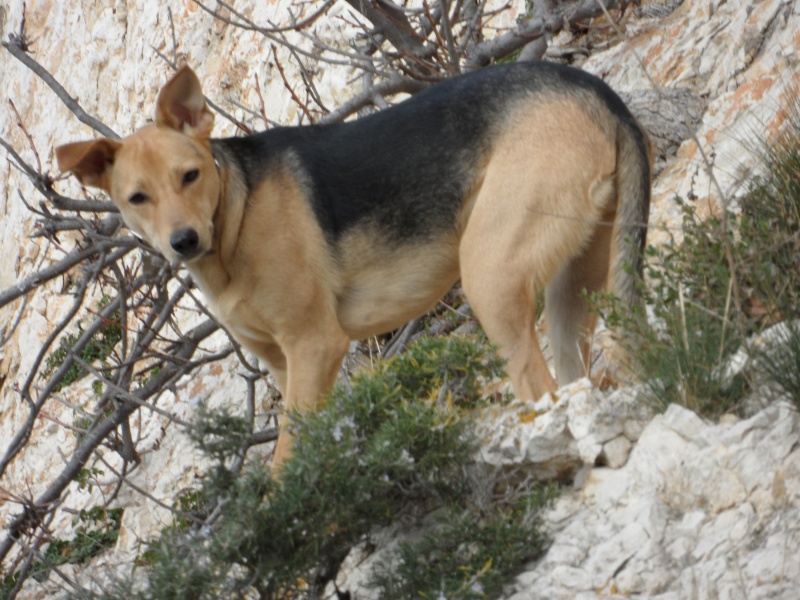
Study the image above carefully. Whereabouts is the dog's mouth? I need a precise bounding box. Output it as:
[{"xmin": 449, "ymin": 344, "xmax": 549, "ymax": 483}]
[
  {"xmin": 179, "ymin": 246, "xmax": 215, "ymax": 263},
  {"xmin": 194, "ymin": 247, "xmax": 216, "ymax": 261}
]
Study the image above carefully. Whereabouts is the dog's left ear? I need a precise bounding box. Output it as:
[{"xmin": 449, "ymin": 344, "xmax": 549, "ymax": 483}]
[{"xmin": 156, "ymin": 66, "xmax": 215, "ymax": 140}]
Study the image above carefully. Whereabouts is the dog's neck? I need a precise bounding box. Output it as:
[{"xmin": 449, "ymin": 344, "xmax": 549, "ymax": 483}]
[{"xmin": 185, "ymin": 158, "xmax": 248, "ymax": 300}]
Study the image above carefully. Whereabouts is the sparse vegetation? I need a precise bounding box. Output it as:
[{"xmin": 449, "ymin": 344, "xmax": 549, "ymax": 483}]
[
  {"xmin": 370, "ymin": 486, "xmax": 557, "ymax": 599},
  {"xmin": 3, "ymin": 2, "xmax": 800, "ymax": 598},
  {"xmin": 1, "ymin": 507, "xmax": 123, "ymax": 600},
  {"xmin": 41, "ymin": 296, "xmax": 123, "ymax": 392},
  {"xmin": 597, "ymin": 94, "xmax": 800, "ymax": 417}
]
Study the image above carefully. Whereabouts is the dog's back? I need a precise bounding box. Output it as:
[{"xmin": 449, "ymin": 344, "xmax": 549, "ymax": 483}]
[{"xmin": 214, "ymin": 61, "xmax": 649, "ymax": 253}]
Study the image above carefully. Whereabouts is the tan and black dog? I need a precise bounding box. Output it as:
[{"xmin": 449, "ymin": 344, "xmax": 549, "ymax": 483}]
[{"xmin": 56, "ymin": 63, "xmax": 651, "ymax": 467}]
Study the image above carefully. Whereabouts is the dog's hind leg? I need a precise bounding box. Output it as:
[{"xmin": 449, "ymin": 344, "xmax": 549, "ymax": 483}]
[
  {"xmin": 459, "ymin": 99, "xmax": 620, "ymax": 400},
  {"xmin": 463, "ymin": 267, "xmax": 557, "ymax": 401},
  {"xmin": 459, "ymin": 140, "xmax": 616, "ymax": 400},
  {"xmin": 544, "ymin": 202, "xmax": 615, "ymax": 386},
  {"xmin": 459, "ymin": 208, "xmax": 565, "ymax": 402}
]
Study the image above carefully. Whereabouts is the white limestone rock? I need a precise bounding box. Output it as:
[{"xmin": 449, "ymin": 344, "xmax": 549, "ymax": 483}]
[
  {"xmin": 476, "ymin": 379, "xmax": 653, "ymax": 481},
  {"xmin": 3, "ymin": 0, "xmax": 800, "ymax": 597},
  {"xmin": 600, "ymin": 435, "xmax": 633, "ymax": 468},
  {"xmin": 501, "ymin": 402, "xmax": 800, "ymax": 600}
]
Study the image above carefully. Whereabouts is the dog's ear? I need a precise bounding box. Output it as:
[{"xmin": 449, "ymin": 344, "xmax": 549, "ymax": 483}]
[
  {"xmin": 55, "ymin": 139, "xmax": 121, "ymax": 193},
  {"xmin": 156, "ymin": 66, "xmax": 215, "ymax": 140}
]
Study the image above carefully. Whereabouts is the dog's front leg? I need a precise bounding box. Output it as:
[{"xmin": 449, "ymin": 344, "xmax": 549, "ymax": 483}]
[
  {"xmin": 249, "ymin": 340, "xmax": 289, "ymax": 395},
  {"xmin": 271, "ymin": 328, "xmax": 350, "ymax": 470}
]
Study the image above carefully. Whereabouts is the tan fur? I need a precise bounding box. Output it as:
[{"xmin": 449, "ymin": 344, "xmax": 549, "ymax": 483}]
[
  {"xmin": 459, "ymin": 99, "xmax": 618, "ymax": 399},
  {"xmin": 56, "ymin": 67, "xmax": 649, "ymax": 470},
  {"xmin": 334, "ymin": 228, "xmax": 461, "ymax": 338}
]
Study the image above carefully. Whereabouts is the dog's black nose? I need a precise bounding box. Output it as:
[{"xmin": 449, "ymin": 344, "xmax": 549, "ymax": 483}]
[{"xmin": 169, "ymin": 227, "xmax": 200, "ymax": 257}]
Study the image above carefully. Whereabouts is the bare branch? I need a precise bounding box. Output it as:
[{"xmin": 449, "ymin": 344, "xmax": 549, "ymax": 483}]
[
  {"xmin": 344, "ymin": 0, "xmax": 432, "ymax": 60},
  {"xmin": 2, "ymin": 35, "xmax": 119, "ymax": 139},
  {"xmin": 213, "ymin": 0, "xmax": 336, "ymax": 34},
  {"xmin": 466, "ymin": 0, "xmax": 625, "ymax": 67},
  {"xmin": 0, "ymin": 318, "xmax": 219, "ymax": 566},
  {"xmin": 0, "ymin": 239, "xmax": 125, "ymax": 316},
  {"xmin": 0, "ymin": 265, "xmax": 128, "ymax": 480},
  {"xmin": 437, "ymin": 0, "xmax": 460, "ymax": 74},
  {"xmin": 70, "ymin": 355, "xmax": 191, "ymax": 427},
  {"xmin": 319, "ymin": 75, "xmax": 428, "ymax": 124},
  {"xmin": 271, "ymin": 44, "xmax": 317, "ymax": 123}
]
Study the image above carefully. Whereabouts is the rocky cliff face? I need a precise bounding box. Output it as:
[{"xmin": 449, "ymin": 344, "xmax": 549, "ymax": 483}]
[{"xmin": 1, "ymin": 0, "xmax": 799, "ymax": 598}]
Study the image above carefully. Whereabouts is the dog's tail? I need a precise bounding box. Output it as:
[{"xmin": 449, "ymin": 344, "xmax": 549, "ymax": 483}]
[{"xmin": 612, "ymin": 118, "xmax": 652, "ymax": 309}]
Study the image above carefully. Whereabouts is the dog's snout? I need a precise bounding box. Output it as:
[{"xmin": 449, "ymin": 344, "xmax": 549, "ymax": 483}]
[{"xmin": 169, "ymin": 227, "xmax": 200, "ymax": 258}]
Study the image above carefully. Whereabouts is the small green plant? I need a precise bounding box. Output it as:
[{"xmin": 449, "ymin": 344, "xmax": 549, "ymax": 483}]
[
  {"xmin": 75, "ymin": 467, "xmax": 104, "ymax": 492},
  {"xmin": 41, "ymin": 297, "xmax": 123, "ymax": 392},
  {"xmin": 737, "ymin": 97, "xmax": 800, "ymax": 327},
  {"xmin": 591, "ymin": 200, "xmax": 750, "ymax": 417},
  {"xmin": 750, "ymin": 314, "xmax": 800, "ymax": 408},
  {"xmin": 134, "ymin": 488, "xmax": 208, "ymax": 574},
  {"xmin": 733, "ymin": 94, "xmax": 800, "ymax": 411},
  {"xmin": 387, "ymin": 334, "xmax": 506, "ymax": 409},
  {"xmin": 1, "ymin": 507, "xmax": 123, "ymax": 599},
  {"xmin": 52, "ymin": 507, "xmax": 124, "ymax": 569},
  {"xmin": 188, "ymin": 404, "xmax": 252, "ymax": 464},
  {"xmin": 596, "ymin": 93, "xmax": 800, "ymax": 418}
]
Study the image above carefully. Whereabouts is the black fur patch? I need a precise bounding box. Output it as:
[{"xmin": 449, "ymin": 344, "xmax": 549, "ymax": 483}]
[{"xmin": 212, "ymin": 62, "xmax": 645, "ymax": 245}]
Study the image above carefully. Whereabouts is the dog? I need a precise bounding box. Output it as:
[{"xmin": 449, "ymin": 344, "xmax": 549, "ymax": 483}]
[{"xmin": 56, "ymin": 62, "xmax": 651, "ymax": 468}]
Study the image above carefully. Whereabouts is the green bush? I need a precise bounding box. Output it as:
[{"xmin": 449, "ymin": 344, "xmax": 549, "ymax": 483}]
[
  {"xmin": 738, "ymin": 98, "xmax": 800, "ymax": 328},
  {"xmin": 41, "ymin": 296, "xmax": 123, "ymax": 392},
  {"xmin": 640, "ymin": 201, "xmax": 748, "ymax": 416},
  {"xmin": 748, "ymin": 313, "xmax": 800, "ymax": 407},
  {"xmin": 77, "ymin": 335, "xmax": 555, "ymax": 599}
]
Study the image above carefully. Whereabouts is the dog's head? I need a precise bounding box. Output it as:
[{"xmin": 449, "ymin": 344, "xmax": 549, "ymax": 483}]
[{"xmin": 56, "ymin": 66, "xmax": 221, "ymax": 264}]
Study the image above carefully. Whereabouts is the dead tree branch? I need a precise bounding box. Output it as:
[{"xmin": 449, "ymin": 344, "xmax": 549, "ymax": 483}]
[{"xmin": 2, "ymin": 34, "xmax": 119, "ymax": 139}]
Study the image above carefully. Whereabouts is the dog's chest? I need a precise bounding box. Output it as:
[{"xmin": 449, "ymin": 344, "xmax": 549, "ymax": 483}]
[{"xmin": 191, "ymin": 274, "xmax": 279, "ymax": 351}]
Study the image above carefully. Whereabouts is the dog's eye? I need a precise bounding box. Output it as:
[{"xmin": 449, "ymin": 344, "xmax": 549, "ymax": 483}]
[
  {"xmin": 183, "ymin": 169, "xmax": 200, "ymax": 185},
  {"xmin": 129, "ymin": 192, "xmax": 148, "ymax": 205}
]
